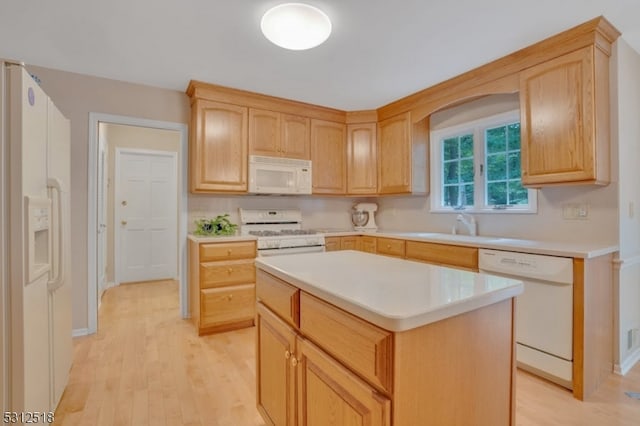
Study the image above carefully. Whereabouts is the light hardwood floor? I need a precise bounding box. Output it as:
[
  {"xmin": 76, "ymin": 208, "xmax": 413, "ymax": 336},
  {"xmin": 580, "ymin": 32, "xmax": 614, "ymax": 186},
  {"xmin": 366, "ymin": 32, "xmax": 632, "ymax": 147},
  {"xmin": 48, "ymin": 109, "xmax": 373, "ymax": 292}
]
[{"xmin": 54, "ymin": 280, "xmax": 640, "ymax": 425}]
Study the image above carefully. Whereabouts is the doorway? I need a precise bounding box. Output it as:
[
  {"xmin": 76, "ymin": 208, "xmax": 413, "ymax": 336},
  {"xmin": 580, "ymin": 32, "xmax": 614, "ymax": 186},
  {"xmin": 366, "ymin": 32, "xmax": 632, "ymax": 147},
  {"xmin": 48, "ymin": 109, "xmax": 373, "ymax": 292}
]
[{"xmin": 88, "ymin": 114, "xmax": 188, "ymax": 334}]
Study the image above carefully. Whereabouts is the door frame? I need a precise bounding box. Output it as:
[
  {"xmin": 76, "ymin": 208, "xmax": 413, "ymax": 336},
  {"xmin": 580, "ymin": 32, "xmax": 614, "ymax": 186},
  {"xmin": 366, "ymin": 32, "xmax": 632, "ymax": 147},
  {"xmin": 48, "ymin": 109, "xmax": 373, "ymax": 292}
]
[
  {"xmin": 88, "ymin": 113, "xmax": 188, "ymax": 334},
  {"xmin": 114, "ymin": 148, "xmax": 178, "ymax": 285}
]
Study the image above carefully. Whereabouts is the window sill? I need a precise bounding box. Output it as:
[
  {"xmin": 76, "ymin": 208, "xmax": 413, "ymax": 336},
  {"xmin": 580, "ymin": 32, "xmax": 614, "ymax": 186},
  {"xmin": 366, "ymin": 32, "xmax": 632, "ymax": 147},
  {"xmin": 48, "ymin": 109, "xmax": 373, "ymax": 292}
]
[{"xmin": 430, "ymin": 207, "xmax": 537, "ymax": 214}]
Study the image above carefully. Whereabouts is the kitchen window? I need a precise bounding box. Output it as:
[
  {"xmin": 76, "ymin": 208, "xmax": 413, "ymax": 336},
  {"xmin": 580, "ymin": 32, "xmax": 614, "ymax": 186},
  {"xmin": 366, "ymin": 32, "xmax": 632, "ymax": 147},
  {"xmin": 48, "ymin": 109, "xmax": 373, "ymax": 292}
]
[{"xmin": 430, "ymin": 110, "xmax": 537, "ymax": 213}]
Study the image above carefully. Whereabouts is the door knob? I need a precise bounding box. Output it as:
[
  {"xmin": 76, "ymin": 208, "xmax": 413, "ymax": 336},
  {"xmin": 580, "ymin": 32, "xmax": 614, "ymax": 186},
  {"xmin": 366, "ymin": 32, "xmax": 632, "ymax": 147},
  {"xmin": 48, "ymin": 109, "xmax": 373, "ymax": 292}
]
[
  {"xmin": 121, "ymin": 200, "xmax": 127, "ymax": 206},
  {"xmin": 121, "ymin": 220, "xmax": 127, "ymax": 225}
]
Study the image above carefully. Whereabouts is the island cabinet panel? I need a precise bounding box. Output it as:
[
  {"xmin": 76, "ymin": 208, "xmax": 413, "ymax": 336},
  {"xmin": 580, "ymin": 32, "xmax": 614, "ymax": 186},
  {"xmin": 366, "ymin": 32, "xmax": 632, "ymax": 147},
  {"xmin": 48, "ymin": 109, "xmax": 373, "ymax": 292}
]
[
  {"xmin": 256, "ymin": 302, "xmax": 297, "ymax": 426},
  {"xmin": 519, "ymin": 45, "xmax": 610, "ymax": 186},
  {"xmin": 375, "ymin": 237, "xmax": 406, "ymax": 258},
  {"xmin": 393, "ymin": 298, "xmax": 515, "ymax": 426},
  {"xmin": 256, "ymin": 269, "xmax": 300, "ymax": 328},
  {"xmin": 188, "ymin": 239, "xmax": 257, "ymax": 335},
  {"xmin": 405, "ymin": 240, "xmax": 479, "ymax": 271},
  {"xmin": 311, "ymin": 119, "xmax": 347, "ymax": 194},
  {"xmin": 190, "ymin": 99, "xmax": 248, "ymax": 192},
  {"xmin": 296, "ymin": 337, "xmax": 391, "ymax": 426},
  {"xmin": 299, "ymin": 293, "xmax": 393, "ymax": 393}
]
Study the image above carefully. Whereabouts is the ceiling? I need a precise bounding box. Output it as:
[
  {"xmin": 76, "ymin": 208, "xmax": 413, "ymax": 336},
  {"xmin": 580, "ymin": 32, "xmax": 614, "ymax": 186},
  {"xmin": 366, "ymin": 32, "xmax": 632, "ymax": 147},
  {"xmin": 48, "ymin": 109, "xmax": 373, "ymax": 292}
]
[{"xmin": 1, "ymin": 0, "xmax": 639, "ymax": 110}]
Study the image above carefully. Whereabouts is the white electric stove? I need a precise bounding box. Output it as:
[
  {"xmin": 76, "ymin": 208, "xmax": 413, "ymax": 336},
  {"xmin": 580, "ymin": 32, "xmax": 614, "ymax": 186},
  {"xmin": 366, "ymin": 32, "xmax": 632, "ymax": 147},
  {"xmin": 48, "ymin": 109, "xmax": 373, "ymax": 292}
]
[{"xmin": 239, "ymin": 209, "xmax": 325, "ymax": 256}]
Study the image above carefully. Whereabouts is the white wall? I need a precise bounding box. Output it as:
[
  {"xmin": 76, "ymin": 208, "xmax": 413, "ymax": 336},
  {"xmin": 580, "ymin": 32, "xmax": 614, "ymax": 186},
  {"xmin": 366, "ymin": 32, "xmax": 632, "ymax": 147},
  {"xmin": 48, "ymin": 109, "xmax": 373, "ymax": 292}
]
[{"xmin": 613, "ymin": 38, "xmax": 640, "ymax": 373}]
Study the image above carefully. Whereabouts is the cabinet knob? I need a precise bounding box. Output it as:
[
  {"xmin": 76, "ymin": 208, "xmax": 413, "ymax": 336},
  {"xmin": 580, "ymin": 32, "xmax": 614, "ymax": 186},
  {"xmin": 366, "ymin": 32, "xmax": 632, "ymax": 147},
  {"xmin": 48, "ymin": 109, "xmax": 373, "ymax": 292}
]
[
  {"xmin": 227, "ymin": 249, "xmax": 232, "ymax": 255},
  {"xmin": 291, "ymin": 357, "xmax": 298, "ymax": 367},
  {"xmin": 285, "ymin": 350, "xmax": 291, "ymax": 359},
  {"xmin": 227, "ymin": 268, "xmax": 233, "ymax": 274},
  {"xmin": 387, "ymin": 244, "xmax": 391, "ymax": 249},
  {"xmin": 227, "ymin": 294, "xmax": 233, "ymax": 301}
]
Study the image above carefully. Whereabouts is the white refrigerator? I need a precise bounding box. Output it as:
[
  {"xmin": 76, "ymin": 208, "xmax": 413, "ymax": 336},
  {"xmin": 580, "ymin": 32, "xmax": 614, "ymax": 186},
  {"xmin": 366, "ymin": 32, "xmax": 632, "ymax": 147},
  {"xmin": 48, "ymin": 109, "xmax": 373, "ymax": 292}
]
[{"xmin": 2, "ymin": 62, "xmax": 72, "ymax": 413}]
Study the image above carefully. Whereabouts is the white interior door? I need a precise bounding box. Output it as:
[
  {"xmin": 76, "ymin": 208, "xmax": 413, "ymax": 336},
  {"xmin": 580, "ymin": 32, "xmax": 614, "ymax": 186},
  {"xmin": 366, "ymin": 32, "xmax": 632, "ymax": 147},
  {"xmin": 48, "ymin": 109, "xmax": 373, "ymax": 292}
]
[{"xmin": 116, "ymin": 149, "xmax": 177, "ymax": 284}]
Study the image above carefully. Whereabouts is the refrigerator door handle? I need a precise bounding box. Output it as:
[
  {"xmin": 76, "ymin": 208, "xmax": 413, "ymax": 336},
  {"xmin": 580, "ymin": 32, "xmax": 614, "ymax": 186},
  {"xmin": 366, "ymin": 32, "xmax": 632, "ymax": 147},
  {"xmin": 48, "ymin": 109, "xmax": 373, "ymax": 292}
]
[{"xmin": 47, "ymin": 177, "xmax": 65, "ymax": 291}]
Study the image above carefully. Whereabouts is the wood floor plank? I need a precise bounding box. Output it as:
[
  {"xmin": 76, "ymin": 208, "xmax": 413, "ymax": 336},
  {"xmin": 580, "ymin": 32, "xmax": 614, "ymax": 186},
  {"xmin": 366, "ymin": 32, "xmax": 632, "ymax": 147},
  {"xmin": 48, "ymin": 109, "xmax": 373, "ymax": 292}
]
[{"xmin": 52, "ymin": 279, "xmax": 639, "ymax": 425}]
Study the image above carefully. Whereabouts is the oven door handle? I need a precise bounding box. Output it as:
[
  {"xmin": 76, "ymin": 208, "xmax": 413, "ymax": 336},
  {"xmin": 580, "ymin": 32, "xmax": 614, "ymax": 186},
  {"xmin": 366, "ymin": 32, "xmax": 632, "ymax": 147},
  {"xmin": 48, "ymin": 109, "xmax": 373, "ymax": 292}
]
[{"xmin": 258, "ymin": 245, "xmax": 325, "ymax": 256}]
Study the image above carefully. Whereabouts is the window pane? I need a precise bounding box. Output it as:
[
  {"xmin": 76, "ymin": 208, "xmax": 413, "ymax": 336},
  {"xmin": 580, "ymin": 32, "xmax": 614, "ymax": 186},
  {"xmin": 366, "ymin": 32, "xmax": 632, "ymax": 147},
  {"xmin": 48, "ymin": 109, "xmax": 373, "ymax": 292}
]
[
  {"xmin": 486, "ymin": 126, "xmax": 506, "ymax": 154},
  {"xmin": 508, "ymin": 152, "xmax": 521, "ymax": 179},
  {"xmin": 463, "ymin": 184, "xmax": 474, "ymax": 205},
  {"xmin": 508, "ymin": 123, "xmax": 521, "ymax": 151},
  {"xmin": 460, "ymin": 134, "xmax": 473, "ymax": 157},
  {"xmin": 487, "ymin": 182, "xmax": 507, "ymax": 205},
  {"xmin": 443, "ymin": 161, "xmax": 459, "ymax": 184},
  {"xmin": 443, "ymin": 138, "xmax": 459, "ymax": 161},
  {"xmin": 508, "ymin": 180, "xmax": 528, "ymax": 205},
  {"xmin": 443, "ymin": 185, "xmax": 458, "ymax": 207},
  {"xmin": 487, "ymin": 153, "xmax": 507, "ymax": 181},
  {"xmin": 460, "ymin": 159, "xmax": 474, "ymax": 183}
]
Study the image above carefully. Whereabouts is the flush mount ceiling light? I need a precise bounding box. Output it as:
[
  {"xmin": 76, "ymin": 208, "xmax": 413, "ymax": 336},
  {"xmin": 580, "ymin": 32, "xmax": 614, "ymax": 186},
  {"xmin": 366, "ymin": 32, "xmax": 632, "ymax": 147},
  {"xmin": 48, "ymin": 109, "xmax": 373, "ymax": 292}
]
[{"xmin": 261, "ymin": 3, "xmax": 332, "ymax": 50}]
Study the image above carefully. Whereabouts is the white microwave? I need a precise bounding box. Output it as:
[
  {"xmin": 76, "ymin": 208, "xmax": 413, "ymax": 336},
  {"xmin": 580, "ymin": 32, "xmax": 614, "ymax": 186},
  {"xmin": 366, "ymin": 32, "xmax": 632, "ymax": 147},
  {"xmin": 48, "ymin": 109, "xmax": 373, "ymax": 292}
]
[{"xmin": 248, "ymin": 155, "xmax": 312, "ymax": 195}]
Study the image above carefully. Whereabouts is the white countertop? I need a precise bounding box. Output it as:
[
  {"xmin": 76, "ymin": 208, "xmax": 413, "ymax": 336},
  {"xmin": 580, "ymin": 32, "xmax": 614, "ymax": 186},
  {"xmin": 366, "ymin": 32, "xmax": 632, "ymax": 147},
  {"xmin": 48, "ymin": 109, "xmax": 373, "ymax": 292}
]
[
  {"xmin": 188, "ymin": 230, "xmax": 618, "ymax": 259},
  {"xmin": 187, "ymin": 233, "xmax": 257, "ymax": 243},
  {"xmin": 255, "ymin": 250, "xmax": 523, "ymax": 332}
]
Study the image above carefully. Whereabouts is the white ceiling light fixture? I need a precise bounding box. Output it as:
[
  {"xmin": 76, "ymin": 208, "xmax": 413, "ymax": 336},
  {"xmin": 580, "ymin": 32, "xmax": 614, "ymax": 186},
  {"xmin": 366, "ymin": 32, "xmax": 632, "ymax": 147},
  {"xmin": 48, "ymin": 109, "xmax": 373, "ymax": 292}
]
[{"xmin": 261, "ymin": 3, "xmax": 332, "ymax": 50}]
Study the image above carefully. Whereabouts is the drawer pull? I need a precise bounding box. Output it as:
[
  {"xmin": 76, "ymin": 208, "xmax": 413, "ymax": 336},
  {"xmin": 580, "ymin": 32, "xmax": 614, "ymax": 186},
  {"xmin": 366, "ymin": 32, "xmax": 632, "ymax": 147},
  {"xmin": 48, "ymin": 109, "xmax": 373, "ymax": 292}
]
[
  {"xmin": 227, "ymin": 268, "xmax": 233, "ymax": 274},
  {"xmin": 387, "ymin": 244, "xmax": 391, "ymax": 249},
  {"xmin": 285, "ymin": 350, "xmax": 291, "ymax": 359},
  {"xmin": 227, "ymin": 249, "xmax": 232, "ymax": 255},
  {"xmin": 227, "ymin": 294, "xmax": 233, "ymax": 301},
  {"xmin": 291, "ymin": 357, "xmax": 298, "ymax": 367}
]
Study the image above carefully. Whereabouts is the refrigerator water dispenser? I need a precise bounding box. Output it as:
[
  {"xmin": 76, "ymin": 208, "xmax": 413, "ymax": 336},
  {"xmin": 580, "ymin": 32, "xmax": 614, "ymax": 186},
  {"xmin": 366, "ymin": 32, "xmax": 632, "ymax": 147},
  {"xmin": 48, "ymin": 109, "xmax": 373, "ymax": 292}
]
[{"xmin": 26, "ymin": 196, "xmax": 51, "ymax": 283}]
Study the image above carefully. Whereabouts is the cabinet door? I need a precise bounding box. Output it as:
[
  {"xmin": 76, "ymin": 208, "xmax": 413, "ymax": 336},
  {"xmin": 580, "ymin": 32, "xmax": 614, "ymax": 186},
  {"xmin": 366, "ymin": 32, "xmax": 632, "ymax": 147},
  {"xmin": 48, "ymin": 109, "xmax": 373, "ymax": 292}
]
[
  {"xmin": 200, "ymin": 284, "xmax": 255, "ymax": 327},
  {"xmin": 256, "ymin": 303, "xmax": 297, "ymax": 426},
  {"xmin": 324, "ymin": 237, "xmax": 341, "ymax": 252},
  {"xmin": 311, "ymin": 119, "xmax": 347, "ymax": 194},
  {"xmin": 378, "ymin": 112, "xmax": 411, "ymax": 194},
  {"xmin": 347, "ymin": 123, "xmax": 377, "ymax": 194},
  {"xmin": 282, "ymin": 114, "xmax": 311, "ymax": 159},
  {"xmin": 519, "ymin": 46, "xmax": 600, "ymax": 186},
  {"xmin": 190, "ymin": 99, "xmax": 248, "ymax": 192},
  {"xmin": 249, "ymin": 108, "xmax": 281, "ymax": 157},
  {"xmin": 296, "ymin": 337, "xmax": 391, "ymax": 426}
]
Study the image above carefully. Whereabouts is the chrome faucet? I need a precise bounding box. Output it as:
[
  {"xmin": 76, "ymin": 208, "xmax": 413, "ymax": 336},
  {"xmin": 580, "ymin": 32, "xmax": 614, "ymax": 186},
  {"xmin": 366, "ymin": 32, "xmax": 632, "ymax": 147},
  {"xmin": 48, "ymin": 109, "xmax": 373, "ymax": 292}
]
[{"xmin": 453, "ymin": 212, "xmax": 477, "ymax": 236}]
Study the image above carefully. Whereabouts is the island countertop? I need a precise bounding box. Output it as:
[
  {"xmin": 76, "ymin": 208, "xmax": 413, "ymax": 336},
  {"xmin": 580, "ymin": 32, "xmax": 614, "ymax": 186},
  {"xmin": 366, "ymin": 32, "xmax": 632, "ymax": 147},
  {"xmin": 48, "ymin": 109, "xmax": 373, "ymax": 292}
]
[{"xmin": 255, "ymin": 250, "xmax": 523, "ymax": 332}]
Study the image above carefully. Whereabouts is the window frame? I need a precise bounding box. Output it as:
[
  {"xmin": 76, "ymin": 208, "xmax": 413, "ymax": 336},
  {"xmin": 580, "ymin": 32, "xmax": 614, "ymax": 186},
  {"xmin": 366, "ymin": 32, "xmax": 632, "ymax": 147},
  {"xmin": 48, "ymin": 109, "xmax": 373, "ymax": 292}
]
[{"xmin": 429, "ymin": 110, "xmax": 537, "ymax": 214}]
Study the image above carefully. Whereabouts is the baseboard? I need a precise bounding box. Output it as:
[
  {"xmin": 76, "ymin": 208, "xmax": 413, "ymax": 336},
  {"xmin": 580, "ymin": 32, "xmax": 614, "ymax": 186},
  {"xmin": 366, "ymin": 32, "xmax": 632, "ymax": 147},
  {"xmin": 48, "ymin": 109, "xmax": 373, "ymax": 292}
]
[
  {"xmin": 615, "ymin": 346, "xmax": 640, "ymax": 375},
  {"xmin": 72, "ymin": 328, "xmax": 90, "ymax": 338}
]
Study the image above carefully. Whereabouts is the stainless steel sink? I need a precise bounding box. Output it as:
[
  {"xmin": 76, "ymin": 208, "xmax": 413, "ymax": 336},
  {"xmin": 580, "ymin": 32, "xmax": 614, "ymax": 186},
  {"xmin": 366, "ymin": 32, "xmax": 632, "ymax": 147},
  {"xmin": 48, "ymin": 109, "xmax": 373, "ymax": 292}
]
[{"xmin": 394, "ymin": 232, "xmax": 504, "ymax": 244}]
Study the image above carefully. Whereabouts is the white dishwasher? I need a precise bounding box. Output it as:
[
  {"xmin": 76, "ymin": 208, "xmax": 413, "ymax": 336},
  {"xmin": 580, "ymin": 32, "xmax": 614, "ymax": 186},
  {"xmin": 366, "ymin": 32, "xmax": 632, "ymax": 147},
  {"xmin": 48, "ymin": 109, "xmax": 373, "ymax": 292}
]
[{"xmin": 479, "ymin": 249, "xmax": 574, "ymax": 389}]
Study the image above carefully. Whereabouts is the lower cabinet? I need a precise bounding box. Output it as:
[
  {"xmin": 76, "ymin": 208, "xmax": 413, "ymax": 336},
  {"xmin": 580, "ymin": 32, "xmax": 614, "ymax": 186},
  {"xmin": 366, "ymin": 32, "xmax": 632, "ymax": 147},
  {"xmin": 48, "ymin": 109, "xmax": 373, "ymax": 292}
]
[
  {"xmin": 324, "ymin": 236, "xmax": 360, "ymax": 252},
  {"xmin": 256, "ymin": 302, "xmax": 391, "ymax": 426}
]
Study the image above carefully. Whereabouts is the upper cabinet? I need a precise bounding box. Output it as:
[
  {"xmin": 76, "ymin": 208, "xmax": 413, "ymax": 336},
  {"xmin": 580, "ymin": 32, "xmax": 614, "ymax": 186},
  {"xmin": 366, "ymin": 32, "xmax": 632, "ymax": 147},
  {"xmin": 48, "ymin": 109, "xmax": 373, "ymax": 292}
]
[
  {"xmin": 519, "ymin": 45, "xmax": 609, "ymax": 186},
  {"xmin": 347, "ymin": 122, "xmax": 377, "ymax": 195},
  {"xmin": 311, "ymin": 119, "xmax": 347, "ymax": 194},
  {"xmin": 189, "ymin": 99, "xmax": 248, "ymax": 193},
  {"xmin": 249, "ymin": 108, "xmax": 310, "ymax": 159},
  {"xmin": 377, "ymin": 112, "xmax": 428, "ymax": 194}
]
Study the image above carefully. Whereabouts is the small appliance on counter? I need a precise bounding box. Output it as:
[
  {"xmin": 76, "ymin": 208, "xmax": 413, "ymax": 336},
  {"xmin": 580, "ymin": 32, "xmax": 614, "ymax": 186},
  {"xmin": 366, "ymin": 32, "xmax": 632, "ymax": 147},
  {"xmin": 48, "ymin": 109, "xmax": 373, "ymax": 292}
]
[{"xmin": 351, "ymin": 203, "xmax": 378, "ymax": 232}]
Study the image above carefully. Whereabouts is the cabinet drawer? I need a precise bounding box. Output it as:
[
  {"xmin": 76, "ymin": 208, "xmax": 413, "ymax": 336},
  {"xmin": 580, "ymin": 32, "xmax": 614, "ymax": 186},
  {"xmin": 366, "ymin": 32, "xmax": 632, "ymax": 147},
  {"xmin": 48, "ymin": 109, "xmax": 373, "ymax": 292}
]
[
  {"xmin": 406, "ymin": 241, "xmax": 478, "ymax": 270},
  {"xmin": 360, "ymin": 236, "xmax": 377, "ymax": 253},
  {"xmin": 324, "ymin": 237, "xmax": 341, "ymax": 252},
  {"xmin": 300, "ymin": 292, "xmax": 393, "ymax": 393},
  {"xmin": 376, "ymin": 237, "xmax": 406, "ymax": 257},
  {"xmin": 340, "ymin": 236, "xmax": 358, "ymax": 250},
  {"xmin": 200, "ymin": 241, "xmax": 256, "ymax": 262},
  {"xmin": 200, "ymin": 259, "xmax": 255, "ymax": 289},
  {"xmin": 256, "ymin": 270, "xmax": 299, "ymax": 327},
  {"xmin": 200, "ymin": 284, "xmax": 255, "ymax": 327}
]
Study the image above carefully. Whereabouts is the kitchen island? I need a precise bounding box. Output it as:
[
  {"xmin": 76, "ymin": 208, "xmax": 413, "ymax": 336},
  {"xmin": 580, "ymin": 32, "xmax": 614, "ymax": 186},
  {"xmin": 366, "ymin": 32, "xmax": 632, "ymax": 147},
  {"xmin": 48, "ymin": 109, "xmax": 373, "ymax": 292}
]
[{"xmin": 254, "ymin": 250, "xmax": 523, "ymax": 426}]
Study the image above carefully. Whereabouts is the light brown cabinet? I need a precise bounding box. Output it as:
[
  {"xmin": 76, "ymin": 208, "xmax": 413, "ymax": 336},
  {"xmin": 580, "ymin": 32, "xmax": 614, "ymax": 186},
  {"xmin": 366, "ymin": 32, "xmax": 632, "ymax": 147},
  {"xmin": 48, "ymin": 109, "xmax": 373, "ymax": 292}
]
[
  {"xmin": 188, "ymin": 240, "xmax": 256, "ymax": 335},
  {"xmin": 376, "ymin": 237, "xmax": 406, "ymax": 258},
  {"xmin": 256, "ymin": 268, "xmax": 515, "ymax": 425},
  {"xmin": 311, "ymin": 119, "xmax": 347, "ymax": 194},
  {"xmin": 256, "ymin": 272, "xmax": 390, "ymax": 426},
  {"xmin": 249, "ymin": 108, "xmax": 310, "ymax": 159},
  {"xmin": 377, "ymin": 112, "xmax": 429, "ymax": 195},
  {"xmin": 360, "ymin": 236, "xmax": 377, "ymax": 253},
  {"xmin": 189, "ymin": 99, "xmax": 248, "ymax": 192},
  {"xmin": 347, "ymin": 122, "xmax": 377, "ymax": 194},
  {"xmin": 324, "ymin": 237, "xmax": 341, "ymax": 252},
  {"xmin": 325, "ymin": 236, "xmax": 360, "ymax": 252},
  {"xmin": 405, "ymin": 241, "xmax": 479, "ymax": 271},
  {"xmin": 519, "ymin": 45, "xmax": 611, "ymax": 186}
]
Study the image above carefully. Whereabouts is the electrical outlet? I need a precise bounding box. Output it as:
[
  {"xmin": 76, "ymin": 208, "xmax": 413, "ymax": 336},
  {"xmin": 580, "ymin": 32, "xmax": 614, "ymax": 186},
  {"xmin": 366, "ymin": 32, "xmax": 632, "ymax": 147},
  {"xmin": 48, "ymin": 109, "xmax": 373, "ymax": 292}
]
[{"xmin": 562, "ymin": 203, "xmax": 589, "ymax": 220}]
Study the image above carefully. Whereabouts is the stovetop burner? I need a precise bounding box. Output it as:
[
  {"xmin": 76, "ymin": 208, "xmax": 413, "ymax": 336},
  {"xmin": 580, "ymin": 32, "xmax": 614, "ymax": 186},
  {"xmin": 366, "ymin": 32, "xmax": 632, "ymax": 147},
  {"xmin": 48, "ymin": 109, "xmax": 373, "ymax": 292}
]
[{"xmin": 248, "ymin": 229, "xmax": 318, "ymax": 237}]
